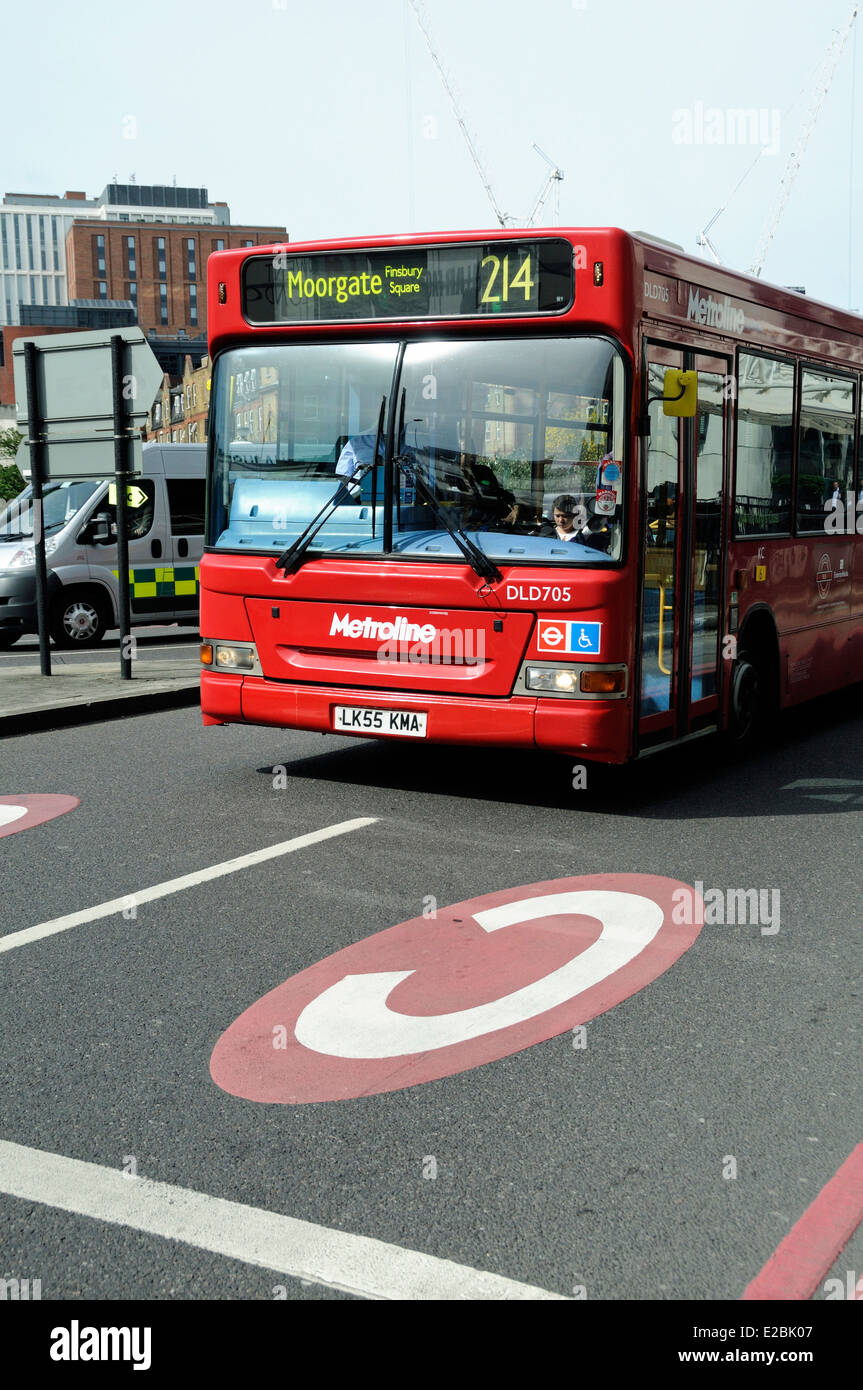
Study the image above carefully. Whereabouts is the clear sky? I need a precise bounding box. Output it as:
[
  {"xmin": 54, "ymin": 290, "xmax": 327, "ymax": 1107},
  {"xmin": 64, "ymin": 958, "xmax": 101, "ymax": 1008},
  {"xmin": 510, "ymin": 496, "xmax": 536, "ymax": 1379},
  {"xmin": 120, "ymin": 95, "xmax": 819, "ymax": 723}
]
[{"xmin": 7, "ymin": 0, "xmax": 862, "ymax": 308}]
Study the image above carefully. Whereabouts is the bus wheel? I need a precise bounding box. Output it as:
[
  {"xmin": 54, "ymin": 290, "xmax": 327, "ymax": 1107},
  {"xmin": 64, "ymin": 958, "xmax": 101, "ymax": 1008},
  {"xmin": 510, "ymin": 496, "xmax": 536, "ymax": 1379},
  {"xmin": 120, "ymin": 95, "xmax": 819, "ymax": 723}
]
[
  {"xmin": 50, "ymin": 590, "xmax": 109, "ymax": 648},
  {"xmin": 727, "ymin": 649, "xmax": 772, "ymax": 749}
]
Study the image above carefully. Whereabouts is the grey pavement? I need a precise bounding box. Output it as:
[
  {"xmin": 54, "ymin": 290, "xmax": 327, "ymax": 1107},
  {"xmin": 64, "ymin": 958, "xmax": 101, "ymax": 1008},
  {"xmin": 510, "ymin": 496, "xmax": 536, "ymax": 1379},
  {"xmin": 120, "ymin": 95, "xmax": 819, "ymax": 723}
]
[{"xmin": 0, "ymin": 631, "xmax": 200, "ymax": 735}]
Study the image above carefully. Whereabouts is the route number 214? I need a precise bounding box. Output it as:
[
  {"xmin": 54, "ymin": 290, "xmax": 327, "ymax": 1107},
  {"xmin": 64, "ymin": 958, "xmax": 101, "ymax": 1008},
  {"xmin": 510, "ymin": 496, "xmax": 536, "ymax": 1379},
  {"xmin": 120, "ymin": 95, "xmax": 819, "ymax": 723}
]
[{"xmin": 480, "ymin": 252, "xmax": 535, "ymax": 305}]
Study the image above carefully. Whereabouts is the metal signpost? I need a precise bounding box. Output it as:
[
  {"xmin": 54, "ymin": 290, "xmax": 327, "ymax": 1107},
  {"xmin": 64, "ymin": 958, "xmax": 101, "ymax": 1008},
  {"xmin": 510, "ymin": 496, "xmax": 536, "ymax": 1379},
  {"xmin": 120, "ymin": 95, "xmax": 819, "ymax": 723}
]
[
  {"xmin": 12, "ymin": 328, "xmax": 162, "ymax": 679},
  {"xmin": 21, "ymin": 342, "xmax": 52, "ymax": 677}
]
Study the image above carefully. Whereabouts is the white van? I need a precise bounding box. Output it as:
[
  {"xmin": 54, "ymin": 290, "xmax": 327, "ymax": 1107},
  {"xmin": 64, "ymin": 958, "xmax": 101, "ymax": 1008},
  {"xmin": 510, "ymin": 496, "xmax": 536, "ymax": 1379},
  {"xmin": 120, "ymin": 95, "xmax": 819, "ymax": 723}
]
[{"xmin": 0, "ymin": 443, "xmax": 206, "ymax": 648}]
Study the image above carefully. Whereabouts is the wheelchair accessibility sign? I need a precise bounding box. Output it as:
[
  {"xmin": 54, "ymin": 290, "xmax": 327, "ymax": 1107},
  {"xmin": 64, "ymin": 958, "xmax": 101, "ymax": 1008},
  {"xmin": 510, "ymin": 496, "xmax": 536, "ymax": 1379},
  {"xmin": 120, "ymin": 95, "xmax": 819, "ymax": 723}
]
[{"xmin": 537, "ymin": 620, "xmax": 602, "ymax": 656}]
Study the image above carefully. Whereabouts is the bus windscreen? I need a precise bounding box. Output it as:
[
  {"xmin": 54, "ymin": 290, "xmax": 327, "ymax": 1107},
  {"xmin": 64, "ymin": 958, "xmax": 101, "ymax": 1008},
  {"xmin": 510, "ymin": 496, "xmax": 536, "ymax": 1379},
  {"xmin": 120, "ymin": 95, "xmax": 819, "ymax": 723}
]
[
  {"xmin": 242, "ymin": 240, "xmax": 574, "ymax": 324},
  {"xmin": 208, "ymin": 337, "xmax": 625, "ymax": 565}
]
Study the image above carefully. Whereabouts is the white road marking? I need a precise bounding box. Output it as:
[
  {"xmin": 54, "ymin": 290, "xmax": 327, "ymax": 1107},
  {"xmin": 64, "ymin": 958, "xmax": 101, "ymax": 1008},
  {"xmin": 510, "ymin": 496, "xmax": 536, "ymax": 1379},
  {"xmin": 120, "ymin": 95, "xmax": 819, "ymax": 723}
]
[
  {"xmin": 296, "ymin": 890, "xmax": 664, "ymax": 1057},
  {"xmin": 0, "ymin": 804, "xmax": 28, "ymax": 827},
  {"xmin": 0, "ymin": 818, "xmax": 377, "ymax": 955},
  {"xmin": 0, "ymin": 1140, "xmax": 565, "ymax": 1300}
]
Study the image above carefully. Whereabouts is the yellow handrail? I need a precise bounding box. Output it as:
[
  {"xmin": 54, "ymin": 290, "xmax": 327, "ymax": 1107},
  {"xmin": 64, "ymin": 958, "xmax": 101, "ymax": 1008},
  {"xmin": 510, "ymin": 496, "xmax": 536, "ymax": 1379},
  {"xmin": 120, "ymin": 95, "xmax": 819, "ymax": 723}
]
[{"xmin": 657, "ymin": 584, "xmax": 673, "ymax": 675}]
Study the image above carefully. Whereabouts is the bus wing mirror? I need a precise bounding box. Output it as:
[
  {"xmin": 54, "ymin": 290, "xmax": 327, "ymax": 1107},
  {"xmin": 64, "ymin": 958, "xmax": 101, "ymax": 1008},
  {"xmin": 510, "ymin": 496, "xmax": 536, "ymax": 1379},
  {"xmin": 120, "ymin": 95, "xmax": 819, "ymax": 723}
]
[{"xmin": 662, "ymin": 369, "xmax": 698, "ymax": 417}]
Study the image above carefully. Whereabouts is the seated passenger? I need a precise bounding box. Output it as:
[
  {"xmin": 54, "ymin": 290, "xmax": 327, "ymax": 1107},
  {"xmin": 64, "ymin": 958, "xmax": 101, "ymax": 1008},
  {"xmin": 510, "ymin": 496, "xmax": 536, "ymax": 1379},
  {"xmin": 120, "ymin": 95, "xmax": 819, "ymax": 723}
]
[{"xmin": 534, "ymin": 493, "xmax": 610, "ymax": 551}]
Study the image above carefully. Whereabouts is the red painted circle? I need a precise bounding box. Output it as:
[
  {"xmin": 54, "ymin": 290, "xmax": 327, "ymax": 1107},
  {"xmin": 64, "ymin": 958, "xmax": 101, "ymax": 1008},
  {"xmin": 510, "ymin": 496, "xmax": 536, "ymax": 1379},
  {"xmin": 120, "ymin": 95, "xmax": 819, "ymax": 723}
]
[
  {"xmin": 0, "ymin": 794, "xmax": 80, "ymax": 839},
  {"xmin": 210, "ymin": 873, "xmax": 703, "ymax": 1104}
]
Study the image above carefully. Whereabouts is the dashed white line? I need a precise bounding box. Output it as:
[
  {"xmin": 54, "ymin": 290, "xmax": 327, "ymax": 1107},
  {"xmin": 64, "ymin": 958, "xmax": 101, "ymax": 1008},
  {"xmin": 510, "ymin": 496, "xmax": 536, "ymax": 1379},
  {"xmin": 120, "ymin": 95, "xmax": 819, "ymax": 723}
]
[
  {"xmin": 0, "ymin": 818, "xmax": 377, "ymax": 955},
  {"xmin": 0, "ymin": 1140, "xmax": 565, "ymax": 1300}
]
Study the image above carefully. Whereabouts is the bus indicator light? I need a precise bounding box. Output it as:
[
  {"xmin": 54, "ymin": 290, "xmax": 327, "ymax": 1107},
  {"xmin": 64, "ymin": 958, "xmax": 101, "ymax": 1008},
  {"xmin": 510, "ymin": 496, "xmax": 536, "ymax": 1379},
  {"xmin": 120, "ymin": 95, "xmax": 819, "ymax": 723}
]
[{"xmin": 580, "ymin": 668, "xmax": 626, "ymax": 695}]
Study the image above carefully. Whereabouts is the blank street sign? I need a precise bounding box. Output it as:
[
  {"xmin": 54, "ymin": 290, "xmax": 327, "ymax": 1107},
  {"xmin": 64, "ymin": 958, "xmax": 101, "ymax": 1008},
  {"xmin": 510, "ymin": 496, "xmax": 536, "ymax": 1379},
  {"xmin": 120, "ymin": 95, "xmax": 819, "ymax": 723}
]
[{"xmin": 12, "ymin": 328, "xmax": 163, "ymax": 479}]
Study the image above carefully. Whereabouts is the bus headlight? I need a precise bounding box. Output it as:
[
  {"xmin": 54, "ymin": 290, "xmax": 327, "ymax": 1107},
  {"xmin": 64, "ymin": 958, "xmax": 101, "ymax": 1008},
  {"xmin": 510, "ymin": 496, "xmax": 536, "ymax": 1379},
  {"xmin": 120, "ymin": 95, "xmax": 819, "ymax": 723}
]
[
  {"xmin": 201, "ymin": 641, "xmax": 260, "ymax": 673},
  {"xmin": 525, "ymin": 666, "xmax": 579, "ymax": 693},
  {"xmin": 215, "ymin": 644, "xmax": 255, "ymax": 670}
]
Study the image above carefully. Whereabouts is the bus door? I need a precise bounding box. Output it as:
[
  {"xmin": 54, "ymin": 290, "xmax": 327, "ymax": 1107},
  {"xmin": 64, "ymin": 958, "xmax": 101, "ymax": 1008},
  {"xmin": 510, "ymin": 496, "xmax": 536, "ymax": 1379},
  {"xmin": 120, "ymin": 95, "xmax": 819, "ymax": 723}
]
[
  {"xmin": 638, "ymin": 346, "xmax": 729, "ymax": 746},
  {"xmin": 687, "ymin": 354, "xmax": 728, "ymax": 728}
]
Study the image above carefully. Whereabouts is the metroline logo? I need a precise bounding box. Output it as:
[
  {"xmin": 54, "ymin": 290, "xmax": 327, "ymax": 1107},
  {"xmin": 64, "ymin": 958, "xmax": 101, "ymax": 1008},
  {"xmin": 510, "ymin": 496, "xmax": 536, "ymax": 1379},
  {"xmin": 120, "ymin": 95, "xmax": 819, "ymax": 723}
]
[
  {"xmin": 330, "ymin": 611, "xmax": 437, "ymax": 643},
  {"xmin": 686, "ymin": 287, "xmax": 745, "ymax": 335}
]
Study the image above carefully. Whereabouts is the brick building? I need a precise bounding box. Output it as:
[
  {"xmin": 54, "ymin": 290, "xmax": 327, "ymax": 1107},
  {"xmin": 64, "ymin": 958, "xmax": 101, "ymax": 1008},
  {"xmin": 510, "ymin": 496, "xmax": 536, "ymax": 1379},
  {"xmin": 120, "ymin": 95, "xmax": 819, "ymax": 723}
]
[
  {"xmin": 66, "ymin": 220, "xmax": 285, "ymax": 340},
  {"xmin": 146, "ymin": 354, "xmax": 211, "ymax": 444}
]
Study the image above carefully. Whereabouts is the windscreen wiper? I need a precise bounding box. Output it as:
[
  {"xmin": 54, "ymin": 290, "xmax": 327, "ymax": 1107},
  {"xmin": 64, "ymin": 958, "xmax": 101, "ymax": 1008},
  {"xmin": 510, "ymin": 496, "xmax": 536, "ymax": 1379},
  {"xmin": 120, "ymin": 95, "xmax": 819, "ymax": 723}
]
[
  {"xmin": 393, "ymin": 447, "xmax": 503, "ymax": 584},
  {"xmin": 275, "ymin": 395, "xmax": 386, "ymax": 574}
]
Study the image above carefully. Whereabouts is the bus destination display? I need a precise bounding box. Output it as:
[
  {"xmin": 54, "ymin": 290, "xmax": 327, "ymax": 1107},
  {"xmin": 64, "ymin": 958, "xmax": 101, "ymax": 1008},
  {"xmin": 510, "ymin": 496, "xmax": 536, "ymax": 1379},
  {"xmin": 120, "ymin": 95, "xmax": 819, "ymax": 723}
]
[{"xmin": 243, "ymin": 240, "xmax": 574, "ymax": 324}]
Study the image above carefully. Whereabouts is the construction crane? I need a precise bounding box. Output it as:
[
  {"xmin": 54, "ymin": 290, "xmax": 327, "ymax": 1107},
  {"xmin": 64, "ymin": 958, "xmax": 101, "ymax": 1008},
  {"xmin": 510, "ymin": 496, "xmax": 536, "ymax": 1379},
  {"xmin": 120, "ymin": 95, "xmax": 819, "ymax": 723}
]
[
  {"xmin": 697, "ymin": 148, "xmax": 766, "ymax": 263},
  {"xmin": 696, "ymin": 212, "xmax": 723, "ymax": 264},
  {"xmin": 749, "ymin": 3, "xmax": 860, "ymax": 276},
  {"xmin": 407, "ymin": 0, "xmax": 510, "ymax": 227},
  {"xmin": 525, "ymin": 144, "xmax": 564, "ymax": 226},
  {"xmin": 408, "ymin": 2, "xmax": 565, "ymax": 227}
]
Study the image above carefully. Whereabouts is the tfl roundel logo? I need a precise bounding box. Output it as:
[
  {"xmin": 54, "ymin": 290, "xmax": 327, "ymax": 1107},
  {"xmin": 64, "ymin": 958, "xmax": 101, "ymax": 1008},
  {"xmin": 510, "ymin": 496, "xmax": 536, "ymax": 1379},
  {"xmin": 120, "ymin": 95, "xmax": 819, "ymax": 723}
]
[
  {"xmin": 539, "ymin": 622, "xmax": 565, "ymax": 648},
  {"xmin": 210, "ymin": 874, "xmax": 702, "ymax": 1104}
]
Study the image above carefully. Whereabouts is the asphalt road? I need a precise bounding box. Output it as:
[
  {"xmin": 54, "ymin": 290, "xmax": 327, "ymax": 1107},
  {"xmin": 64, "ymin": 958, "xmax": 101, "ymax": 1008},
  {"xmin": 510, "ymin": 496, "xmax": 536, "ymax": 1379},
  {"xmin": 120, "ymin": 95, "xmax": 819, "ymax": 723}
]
[{"xmin": 0, "ymin": 690, "xmax": 861, "ymax": 1302}]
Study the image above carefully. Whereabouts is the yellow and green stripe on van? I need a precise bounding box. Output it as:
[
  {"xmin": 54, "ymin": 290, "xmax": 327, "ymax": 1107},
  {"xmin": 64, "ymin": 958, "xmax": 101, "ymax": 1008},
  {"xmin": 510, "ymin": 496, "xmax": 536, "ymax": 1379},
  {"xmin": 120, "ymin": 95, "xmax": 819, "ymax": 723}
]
[{"xmin": 112, "ymin": 566, "xmax": 200, "ymax": 599}]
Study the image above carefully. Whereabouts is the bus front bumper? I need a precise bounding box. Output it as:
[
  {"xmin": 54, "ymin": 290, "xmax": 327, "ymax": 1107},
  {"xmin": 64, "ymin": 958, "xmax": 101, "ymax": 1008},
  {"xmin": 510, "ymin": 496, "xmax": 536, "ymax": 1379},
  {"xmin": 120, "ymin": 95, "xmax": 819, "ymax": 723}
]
[{"xmin": 201, "ymin": 670, "xmax": 632, "ymax": 763}]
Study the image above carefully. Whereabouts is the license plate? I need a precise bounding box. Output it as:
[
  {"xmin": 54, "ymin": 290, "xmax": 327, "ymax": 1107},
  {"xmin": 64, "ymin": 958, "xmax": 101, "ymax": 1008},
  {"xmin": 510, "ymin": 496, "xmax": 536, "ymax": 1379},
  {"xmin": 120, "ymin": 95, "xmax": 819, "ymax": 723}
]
[{"xmin": 333, "ymin": 706, "xmax": 428, "ymax": 738}]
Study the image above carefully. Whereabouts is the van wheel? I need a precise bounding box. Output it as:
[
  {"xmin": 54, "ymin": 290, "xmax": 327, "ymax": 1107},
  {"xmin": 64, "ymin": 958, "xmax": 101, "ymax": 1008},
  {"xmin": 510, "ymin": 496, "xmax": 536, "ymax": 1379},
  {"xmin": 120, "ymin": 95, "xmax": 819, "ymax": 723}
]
[
  {"xmin": 0, "ymin": 630, "xmax": 21, "ymax": 649},
  {"xmin": 50, "ymin": 590, "xmax": 109, "ymax": 648}
]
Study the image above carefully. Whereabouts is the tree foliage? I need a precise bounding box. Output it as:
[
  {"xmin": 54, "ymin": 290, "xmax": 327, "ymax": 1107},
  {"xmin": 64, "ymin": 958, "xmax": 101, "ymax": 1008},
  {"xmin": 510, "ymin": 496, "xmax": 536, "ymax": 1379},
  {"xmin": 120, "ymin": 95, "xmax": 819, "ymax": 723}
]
[
  {"xmin": 0, "ymin": 427, "xmax": 23, "ymax": 459},
  {"xmin": 0, "ymin": 430, "xmax": 25, "ymax": 500}
]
